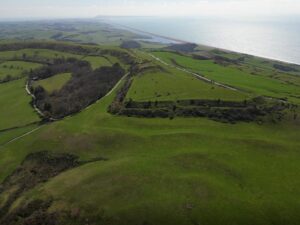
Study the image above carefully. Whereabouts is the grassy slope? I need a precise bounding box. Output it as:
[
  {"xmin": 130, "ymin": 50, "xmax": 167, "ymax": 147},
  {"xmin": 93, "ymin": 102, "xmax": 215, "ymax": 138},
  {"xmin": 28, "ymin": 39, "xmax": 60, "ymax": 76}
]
[
  {"xmin": 0, "ymin": 79, "xmax": 40, "ymax": 130},
  {"xmin": 83, "ymin": 56, "xmax": 112, "ymax": 70},
  {"xmin": 152, "ymin": 51, "xmax": 300, "ymax": 103},
  {"xmin": 33, "ymin": 73, "xmax": 72, "ymax": 93},
  {"xmin": 127, "ymin": 66, "xmax": 248, "ymax": 101},
  {"xmin": 0, "ymin": 79, "xmax": 299, "ymax": 225},
  {"xmin": 0, "ymin": 45, "xmax": 299, "ymax": 225},
  {"xmin": 0, "ymin": 61, "xmax": 41, "ymax": 79},
  {"xmin": 0, "ymin": 124, "xmax": 39, "ymax": 146}
]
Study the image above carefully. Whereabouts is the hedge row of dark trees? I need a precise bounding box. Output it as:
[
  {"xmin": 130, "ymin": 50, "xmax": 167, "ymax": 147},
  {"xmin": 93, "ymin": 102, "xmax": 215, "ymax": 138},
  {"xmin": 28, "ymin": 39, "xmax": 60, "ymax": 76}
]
[
  {"xmin": 109, "ymin": 85, "xmax": 288, "ymax": 122},
  {"xmin": 120, "ymin": 40, "xmax": 141, "ymax": 49},
  {"xmin": 166, "ymin": 43, "xmax": 198, "ymax": 53},
  {"xmin": 273, "ymin": 63, "xmax": 298, "ymax": 72},
  {"xmin": 29, "ymin": 58, "xmax": 90, "ymax": 80},
  {"xmin": 0, "ymin": 74, "xmax": 24, "ymax": 84},
  {"xmin": 30, "ymin": 58, "xmax": 125, "ymax": 119}
]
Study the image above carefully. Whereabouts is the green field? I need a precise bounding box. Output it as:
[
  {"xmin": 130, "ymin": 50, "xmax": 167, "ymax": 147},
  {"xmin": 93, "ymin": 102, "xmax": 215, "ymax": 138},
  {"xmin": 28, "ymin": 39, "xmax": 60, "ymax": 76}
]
[
  {"xmin": 0, "ymin": 42, "xmax": 299, "ymax": 225},
  {"xmin": 127, "ymin": 66, "xmax": 249, "ymax": 101},
  {"xmin": 33, "ymin": 73, "xmax": 72, "ymax": 93},
  {"xmin": 83, "ymin": 56, "xmax": 112, "ymax": 69},
  {"xmin": 0, "ymin": 61, "xmax": 41, "ymax": 79},
  {"xmin": 152, "ymin": 51, "xmax": 300, "ymax": 103},
  {"xmin": 0, "ymin": 78, "xmax": 40, "ymax": 130},
  {"xmin": 0, "ymin": 49, "xmax": 83, "ymax": 61}
]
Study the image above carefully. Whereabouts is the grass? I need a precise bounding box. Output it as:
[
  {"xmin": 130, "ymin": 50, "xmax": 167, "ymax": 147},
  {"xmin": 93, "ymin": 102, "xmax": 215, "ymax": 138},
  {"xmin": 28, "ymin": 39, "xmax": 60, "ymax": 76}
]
[
  {"xmin": 0, "ymin": 123, "xmax": 39, "ymax": 146},
  {"xmin": 152, "ymin": 51, "xmax": 300, "ymax": 103},
  {"xmin": 0, "ymin": 49, "xmax": 83, "ymax": 61},
  {"xmin": 127, "ymin": 66, "xmax": 248, "ymax": 102},
  {"xmin": 0, "ymin": 61, "xmax": 41, "ymax": 79},
  {"xmin": 0, "ymin": 78, "xmax": 40, "ymax": 131},
  {"xmin": 0, "ymin": 80, "xmax": 299, "ymax": 225},
  {"xmin": 82, "ymin": 56, "xmax": 112, "ymax": 70},
  {"xmin": 33, "ymin": 73, "xmax": 72, "ymax": 93}
]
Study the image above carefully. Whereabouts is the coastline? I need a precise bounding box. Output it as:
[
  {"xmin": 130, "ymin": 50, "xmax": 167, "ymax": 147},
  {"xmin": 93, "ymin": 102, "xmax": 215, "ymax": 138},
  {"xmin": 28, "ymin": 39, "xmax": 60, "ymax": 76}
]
[{"xmin": 111, "ymin": 22, "xmax": 300, "ymax": 66}]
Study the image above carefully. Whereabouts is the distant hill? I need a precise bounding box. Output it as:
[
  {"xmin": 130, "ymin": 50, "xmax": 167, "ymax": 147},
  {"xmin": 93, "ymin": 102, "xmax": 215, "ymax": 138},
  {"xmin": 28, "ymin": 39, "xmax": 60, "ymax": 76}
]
[
  {"xmin": 166, "ymin": 43, "xmax": 198, "ymax": 53},
  {"xmin": 120, "ymin": 40, "xmax": 141, "ymax": 49}
]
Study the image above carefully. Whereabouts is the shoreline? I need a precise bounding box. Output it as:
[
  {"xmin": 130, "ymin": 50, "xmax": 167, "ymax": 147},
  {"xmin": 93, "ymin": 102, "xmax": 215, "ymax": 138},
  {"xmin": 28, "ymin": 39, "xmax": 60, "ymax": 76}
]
[{"xmin": 112, "ymin": 22, "xmax": 300, "ymax": 66}]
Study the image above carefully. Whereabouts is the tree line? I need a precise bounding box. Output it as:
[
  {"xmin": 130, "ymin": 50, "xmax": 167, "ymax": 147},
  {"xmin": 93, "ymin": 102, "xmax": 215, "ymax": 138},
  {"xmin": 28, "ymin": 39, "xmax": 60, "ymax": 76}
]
[{"xmin": 30, "ymin": 58, "xmax": 125, "ymax": 119}]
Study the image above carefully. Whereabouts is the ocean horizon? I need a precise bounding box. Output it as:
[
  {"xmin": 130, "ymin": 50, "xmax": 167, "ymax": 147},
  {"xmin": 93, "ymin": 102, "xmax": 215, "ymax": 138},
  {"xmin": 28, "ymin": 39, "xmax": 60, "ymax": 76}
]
[{"xmin": 105, "ymin": 16, "xmax": 300, "ymax": 65}]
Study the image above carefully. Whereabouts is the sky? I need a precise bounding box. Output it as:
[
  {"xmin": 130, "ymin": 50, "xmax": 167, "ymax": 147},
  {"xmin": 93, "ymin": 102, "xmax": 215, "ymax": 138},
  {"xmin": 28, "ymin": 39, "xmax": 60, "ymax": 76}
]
[{"xmin": 0, "ymin": 0, "xmax": 299, "ymax": 19}]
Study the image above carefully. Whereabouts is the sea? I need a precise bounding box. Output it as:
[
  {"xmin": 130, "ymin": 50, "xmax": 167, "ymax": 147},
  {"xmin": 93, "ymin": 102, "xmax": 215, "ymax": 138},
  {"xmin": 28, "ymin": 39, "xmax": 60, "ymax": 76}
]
[{"xmin": 105, "ymin": 16, "xmax": 300, "ymax": 65}]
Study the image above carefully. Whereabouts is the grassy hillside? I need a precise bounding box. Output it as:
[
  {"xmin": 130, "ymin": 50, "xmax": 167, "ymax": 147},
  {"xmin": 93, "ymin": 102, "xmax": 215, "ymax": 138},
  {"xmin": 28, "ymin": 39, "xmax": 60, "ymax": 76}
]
[
  {"xmin": 33, "ymin": 73, "xmax": 72, "ymax": 93},
  {"xmin": 0, "ymin": 81, "xmax": 299, "ymax": 225},
  {"xmin": 0, "ymin": 79, "xmax": 40, "ymax": 131},
  {"xmin": 0, "ymin": 42, "xmax": 299, "ymax": 225}
]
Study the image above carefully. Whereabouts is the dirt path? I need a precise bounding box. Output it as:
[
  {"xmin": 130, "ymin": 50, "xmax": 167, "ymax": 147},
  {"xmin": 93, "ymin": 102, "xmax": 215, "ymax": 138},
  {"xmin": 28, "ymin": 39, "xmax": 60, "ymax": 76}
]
[
  {"xmin": 105, "ymin": 72, "xmax": 130, "ymax": 97},
  {"xmin": 25, "ymin": 82, "xmax": 48, "ymax": 118},
  {"xmin": 83, "ymin": 72, "xmax": 130, "ymax": 111},
  {"xmin": 0, "ymin": 125, "xmax": 45, "ymax": 147}
]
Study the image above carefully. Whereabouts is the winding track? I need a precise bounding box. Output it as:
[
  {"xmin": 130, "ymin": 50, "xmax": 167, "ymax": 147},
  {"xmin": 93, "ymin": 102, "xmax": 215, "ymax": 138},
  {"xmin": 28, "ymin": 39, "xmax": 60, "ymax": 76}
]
[{"xmin": 25, "ymin": 82, "xmax": 47, "ymax": 118}]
